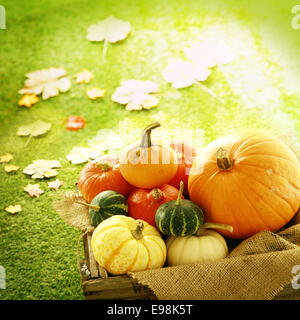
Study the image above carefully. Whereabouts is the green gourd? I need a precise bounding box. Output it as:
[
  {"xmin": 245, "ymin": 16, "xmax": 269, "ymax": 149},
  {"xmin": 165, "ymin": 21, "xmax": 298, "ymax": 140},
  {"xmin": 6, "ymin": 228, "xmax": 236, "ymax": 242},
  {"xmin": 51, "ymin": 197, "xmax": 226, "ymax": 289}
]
[
  {"xmin": 155, "ymin": 181, "xmax": 204, "ymax": 236},
  {"xmin": 78, "ymin": 190, "xmax": 128, "ymax": 227}
]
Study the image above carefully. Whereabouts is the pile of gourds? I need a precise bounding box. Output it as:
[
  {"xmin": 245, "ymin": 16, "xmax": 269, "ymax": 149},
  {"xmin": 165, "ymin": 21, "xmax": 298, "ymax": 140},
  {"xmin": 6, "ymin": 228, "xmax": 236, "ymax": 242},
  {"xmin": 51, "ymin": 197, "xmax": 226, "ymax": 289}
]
[{"xmin": 77, "ymin": 122, "xmax": 300, "ymax": 275}]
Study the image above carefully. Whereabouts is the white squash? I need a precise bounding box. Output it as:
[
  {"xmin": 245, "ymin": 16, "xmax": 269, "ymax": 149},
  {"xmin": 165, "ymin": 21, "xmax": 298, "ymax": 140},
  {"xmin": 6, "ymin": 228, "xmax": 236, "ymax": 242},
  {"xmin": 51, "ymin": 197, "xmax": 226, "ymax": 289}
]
[{"xmin": 166, "ymin": 227, "xmax": 230, "ymax": 266}]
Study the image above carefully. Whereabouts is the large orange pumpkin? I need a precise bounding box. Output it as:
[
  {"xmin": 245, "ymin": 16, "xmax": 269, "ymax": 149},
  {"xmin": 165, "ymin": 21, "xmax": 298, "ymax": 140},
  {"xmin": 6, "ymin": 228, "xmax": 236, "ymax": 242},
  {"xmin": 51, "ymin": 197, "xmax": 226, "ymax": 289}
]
[
  {"xmin": 188, "ymin": 130, "xmax": 300, "ymax": 239},
  {"xmin": 77, "ymin": 154, "xmax": 133, "ymax": 203},
  {"xmin": 119, "ymin": 122, "xmax": 178, "ymax": 188}
]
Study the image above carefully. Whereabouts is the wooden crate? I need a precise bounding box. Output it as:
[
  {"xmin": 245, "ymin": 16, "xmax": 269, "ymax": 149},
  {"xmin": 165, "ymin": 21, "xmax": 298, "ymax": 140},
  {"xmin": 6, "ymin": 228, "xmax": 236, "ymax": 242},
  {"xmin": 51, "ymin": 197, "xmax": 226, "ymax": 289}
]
[
  {"xmin": 80, "ymin": 232, "xmax": 156, "ymax": 300},
  {"xmin": 80, "ymin": 232, "xmax": 299, "ymax": 300}
]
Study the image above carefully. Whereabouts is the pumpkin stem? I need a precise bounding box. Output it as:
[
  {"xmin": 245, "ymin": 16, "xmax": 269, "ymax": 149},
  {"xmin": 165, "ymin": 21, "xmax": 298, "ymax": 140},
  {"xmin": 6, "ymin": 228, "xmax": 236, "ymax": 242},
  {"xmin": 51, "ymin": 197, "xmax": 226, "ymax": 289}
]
[
  {"xmin": 197, "ymin": 222, "xmax": 233, "ymax": 236},
  {"xmin": 216, "ymin": 147, "xmax": 233, "ymax": 170},
  {"xmin": 140, "ymin": 122, "xmax": 161, "ymax": 148},
  {"xmin": 151, "ymin": 188, "xmax": 164, "ymax": 201},
  {"xmin": 76, "ymin": 201, "xmax": 100, "ymax": 212},
  {"xmin": 132, "ymin": 220, "xmax": 144, "ymax": 240},
  {"xmin": 96, "ymin": 161, "xmax": 112, "ymax": 172},
  {"xmin": 176, "ymin": 181, "xmax": 184, "ymax": 206}
]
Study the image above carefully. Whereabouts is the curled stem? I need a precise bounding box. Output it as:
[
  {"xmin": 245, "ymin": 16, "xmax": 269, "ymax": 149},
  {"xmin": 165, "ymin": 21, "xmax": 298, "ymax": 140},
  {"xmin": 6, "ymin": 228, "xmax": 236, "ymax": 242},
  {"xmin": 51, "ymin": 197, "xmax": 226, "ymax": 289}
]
[
  {"xmin": 197, "ymin": 222, "xmax": 233, "ymax": 236},
  {"xmin": 139, "ymin": 122, "xmax": 161, "ymax": 148},
  {"xmin": 132, "ymin": 220, "xmax": 144, "ymax": 240},
  {"xmin": 176, "ymin": 181, "xmax": 184, "ymax": 206},
  {"xmin": 76, "ymin": 200, "xmax": 100, "ymax": 212},
  {"xmin": 216, "ymin": 147, "xmax": 233, "ymax": 170}
]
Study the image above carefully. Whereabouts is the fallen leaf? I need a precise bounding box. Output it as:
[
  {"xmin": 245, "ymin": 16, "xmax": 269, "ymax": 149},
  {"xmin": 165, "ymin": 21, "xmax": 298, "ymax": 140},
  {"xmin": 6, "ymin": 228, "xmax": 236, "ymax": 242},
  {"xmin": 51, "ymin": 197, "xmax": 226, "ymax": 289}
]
[
  {"xmin": 0, "ymin": 153, "xmax": 13, "ymax": 163},
  {"xmin": 112, "ymin": 80, "xmax": 159, "ymax": 111},
  {"xmin": 86, "ymin": 88, "xmax": 105, "ymax": 100},
  {"xmin": 24, "ymin": 184, "xmax": 44, "ymax": 197},
  {"xmin": 18, "ymin": 68, "xmax": 71, "ymax": 100},
  {"xmin": 23, "ymin": 160, "xmax": 61, "ymax": 179},
  {"xmin": 75, "ymin": 69, "xmax": 94, "ymax": 84},
  {"xmin": 17, "ymin": 121, "xmax": 51, "ymax": 147},
  {"xmin": 162, "ymin": 59, "xmax": 211, "ymax": 88},
  {"xmin": 18, "ymin": 94, "xmax": 40, "ymax": 108},
  {"xmin": 48, "ymin": 179, "xmax": 64, "ymax": 190},
  {"xmin": 4, "ymin": 165, "xmax": 20, "ymax": 173},
  {"xmin": 184, "ymin": 40, "xmax": 234, "ymax": 67},
  {"xmin": 66, "ymin": 146, "xmax": 103, "ymax": 164},
  {"xmin": 17, "ymin": 121, "xmax": 51, "ymax": 137},
  {"xmin": 87, "ymin": 16, "xmax": 131, "ymax": 43},
  {"xmin": 88, "ymin": 129, "xmax": 124, "ymax": 152},
  {"xmin": 67, "ymin": 116, "xmax": 85, "ymax": 131},
  {"xmin": 5, "ymin": 205, "xmax": 22, "ymax": 215},
  {"xmin": 87, "ymin": 16, "xmax": 131, "ymax": 59}
]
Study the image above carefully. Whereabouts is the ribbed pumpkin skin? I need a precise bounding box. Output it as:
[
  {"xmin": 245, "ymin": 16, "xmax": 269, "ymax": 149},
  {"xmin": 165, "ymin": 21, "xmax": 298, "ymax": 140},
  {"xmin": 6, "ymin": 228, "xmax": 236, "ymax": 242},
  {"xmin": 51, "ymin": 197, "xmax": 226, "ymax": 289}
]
[
  {"xmin": 188, "ymin": 130, "xmax": 300, "ymax": 239},
  {"xmin": 155, "ymin": 199, "xmax": 204, "ymax": 236},
  {"xmin": 89, "ymin": 191, "xmax": 128, "ymax": 227},
  {"xmin": 166, "ymin": 230, "xmax": 228, "ymax": 266},
  {"xmin": 91, "ymin": 215, "xmax": 166, "ymax": 275},
  {"xmin": 77, "ymin": 154, "xmax": 132, "ymax": 203}
]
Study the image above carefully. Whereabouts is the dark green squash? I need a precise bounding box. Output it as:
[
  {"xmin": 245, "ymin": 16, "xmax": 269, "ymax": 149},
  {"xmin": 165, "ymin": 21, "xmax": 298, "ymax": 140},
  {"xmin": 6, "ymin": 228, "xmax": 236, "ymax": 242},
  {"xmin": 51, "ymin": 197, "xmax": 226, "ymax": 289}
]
[
  {"xmin": 155, "ymin": 181, "xmax": 204, "ymax": 236},
  {"xmin": 78, "ymin": 190, "xmax": 128, "ymax": 227}
]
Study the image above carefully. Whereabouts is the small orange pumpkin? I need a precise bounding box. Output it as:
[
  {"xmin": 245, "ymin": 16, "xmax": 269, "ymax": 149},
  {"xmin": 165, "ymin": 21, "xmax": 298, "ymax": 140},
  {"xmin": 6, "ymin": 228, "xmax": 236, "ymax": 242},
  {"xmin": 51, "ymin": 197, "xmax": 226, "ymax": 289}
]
[
  {"xmin": 188, "ymin": 130, "xmax": 300, "ymax": 239},
  {"xmin": 119, "ymin": 122, "xmax": 178, "ymax": 188},
  {"xmin": 77, "ymin": 154, "xmax": 133, "ymax": 203}
]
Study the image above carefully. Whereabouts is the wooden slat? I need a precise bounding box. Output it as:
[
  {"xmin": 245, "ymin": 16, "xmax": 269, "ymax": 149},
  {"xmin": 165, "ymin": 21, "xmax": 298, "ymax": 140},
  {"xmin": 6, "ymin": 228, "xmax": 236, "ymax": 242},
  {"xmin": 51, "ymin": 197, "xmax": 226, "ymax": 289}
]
[
  {"xmin": 81, "ymin": 231, "xmax": 300, "ymax": 300},
  {"xmin": 82, "ymin": 275, "xmax": 156, "ymax": 300},
  {"xmin": 83, "ymin": 233, "xmax": 99, "ymax": 278}
]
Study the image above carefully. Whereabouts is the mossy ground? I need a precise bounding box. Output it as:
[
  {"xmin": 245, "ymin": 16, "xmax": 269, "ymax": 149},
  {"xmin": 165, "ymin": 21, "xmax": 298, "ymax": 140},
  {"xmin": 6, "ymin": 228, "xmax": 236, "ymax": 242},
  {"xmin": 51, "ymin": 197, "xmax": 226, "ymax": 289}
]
[{"xmin": 0, "ymin": 0, "xmax": 299, "ymax": 299}]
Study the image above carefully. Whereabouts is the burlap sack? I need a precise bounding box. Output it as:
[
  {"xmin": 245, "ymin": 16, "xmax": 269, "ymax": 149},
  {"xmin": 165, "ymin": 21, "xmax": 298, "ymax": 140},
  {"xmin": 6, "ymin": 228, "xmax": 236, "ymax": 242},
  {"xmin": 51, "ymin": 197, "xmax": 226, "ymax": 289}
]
[
  {"xmin": 54, "ymin": 193, "xmax": 300, "ymax": 300},
  {"xmin": 128, "ymin": 223, "xmax": 300, "ymax": 300}
]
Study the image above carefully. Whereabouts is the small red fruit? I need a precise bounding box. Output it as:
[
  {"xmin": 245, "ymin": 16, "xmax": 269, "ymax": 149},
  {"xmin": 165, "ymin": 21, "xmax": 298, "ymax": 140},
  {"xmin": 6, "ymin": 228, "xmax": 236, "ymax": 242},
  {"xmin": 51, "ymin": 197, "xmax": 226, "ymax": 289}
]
[{"xmin": 127, "ymin": 184, "xmax": 183, "ymax": 227}]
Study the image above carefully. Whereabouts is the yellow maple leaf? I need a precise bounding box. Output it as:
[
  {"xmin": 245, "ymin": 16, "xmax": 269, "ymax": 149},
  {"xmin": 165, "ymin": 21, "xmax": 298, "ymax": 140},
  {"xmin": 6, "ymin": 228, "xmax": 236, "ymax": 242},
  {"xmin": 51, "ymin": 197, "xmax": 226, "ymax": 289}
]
[
  {"xmin": 86, "ymin": 88, "xmax": 106, "ymax": 100},
  {"xmin": 5, "ymin": 204, "xmax": 22, "ymax": 215},
  {"xmin": 4, "ymin": 165, "xmax": 20, "ymax": 173},
  {"xmin": 18, "ymin": 94, "xmax": 40, "ymax": 108},
  {"xmin": 75, "ymin": 69, "xmax": 94, "ymax": 84},
  {"xmin": 0, "ymin": 153, "xmax": 13, "ymax": 163}
]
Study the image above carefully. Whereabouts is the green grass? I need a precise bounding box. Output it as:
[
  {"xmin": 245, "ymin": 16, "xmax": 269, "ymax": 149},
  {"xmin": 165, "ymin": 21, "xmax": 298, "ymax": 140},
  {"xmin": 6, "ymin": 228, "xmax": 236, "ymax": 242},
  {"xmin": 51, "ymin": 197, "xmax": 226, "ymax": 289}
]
[{"xmin": 0, "ymin": 0, "xmax": 300, "ymax": 299}]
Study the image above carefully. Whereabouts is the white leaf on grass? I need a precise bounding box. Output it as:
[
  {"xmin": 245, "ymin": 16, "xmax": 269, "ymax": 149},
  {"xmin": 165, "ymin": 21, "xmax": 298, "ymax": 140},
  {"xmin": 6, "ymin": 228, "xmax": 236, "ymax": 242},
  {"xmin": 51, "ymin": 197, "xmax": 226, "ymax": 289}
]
[
  {"xmin": 162, "ymin": 59, "xmax": 211, "ymax": 88},
  {"xmin": 19, "ymin": 68, "xmax": 71, "ymax": 100},
  {"xmin": 112, "ymin": 80, "xmax": 159, "ymax": 110}
]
